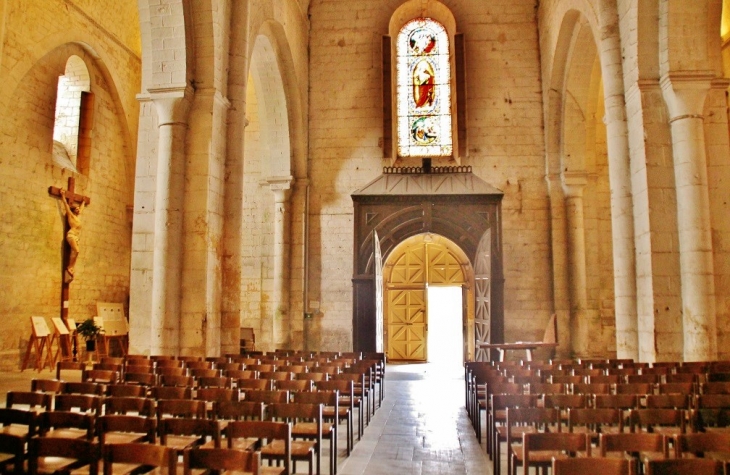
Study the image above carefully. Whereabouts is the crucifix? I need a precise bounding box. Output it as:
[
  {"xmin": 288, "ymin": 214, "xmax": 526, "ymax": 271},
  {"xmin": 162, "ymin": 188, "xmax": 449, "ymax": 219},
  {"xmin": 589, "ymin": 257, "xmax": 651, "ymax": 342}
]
[{"xmin": 48, "ymin": 177, "xmax": 91, "ymax": 360}]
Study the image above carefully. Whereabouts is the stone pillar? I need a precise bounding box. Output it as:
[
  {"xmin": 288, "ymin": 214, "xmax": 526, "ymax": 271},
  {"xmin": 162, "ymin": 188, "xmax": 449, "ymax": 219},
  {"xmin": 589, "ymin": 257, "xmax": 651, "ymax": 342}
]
[
  {"xmin": 147, "ymin": 86, "xmax": 192, "ymax": 354},
  {"xmin": 562, "ymin": 172, "xmax": 588, "ymax": 357},
  {"xmin": 661, "ymin": 72, "xmax": 718, "ymax": 361},
  {"xmin": 598, "ymin": 9, "xmax": 639, "ymax": 360},
  {"xmin": 268, "ymin": 176, "xmax": 294, "ymax": 349}
]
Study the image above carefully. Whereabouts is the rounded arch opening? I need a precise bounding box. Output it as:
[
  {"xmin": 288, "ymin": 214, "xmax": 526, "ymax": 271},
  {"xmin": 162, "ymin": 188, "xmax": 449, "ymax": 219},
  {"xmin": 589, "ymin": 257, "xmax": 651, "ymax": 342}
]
[{"xmin": 382, "ymin": 232, "xmax": 474, "ymax": 366}]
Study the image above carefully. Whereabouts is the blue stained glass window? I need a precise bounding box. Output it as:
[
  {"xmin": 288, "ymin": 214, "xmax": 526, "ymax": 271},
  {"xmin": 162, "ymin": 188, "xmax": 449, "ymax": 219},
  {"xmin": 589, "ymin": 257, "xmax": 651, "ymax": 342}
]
[{"xmin": 397, "ymin": 18, "xmax": 452, "ymax": 158}]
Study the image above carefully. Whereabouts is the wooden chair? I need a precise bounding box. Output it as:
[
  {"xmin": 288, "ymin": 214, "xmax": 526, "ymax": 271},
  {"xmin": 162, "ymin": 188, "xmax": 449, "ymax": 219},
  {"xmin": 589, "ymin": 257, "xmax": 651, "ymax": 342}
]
[
  {"xmin": 28, "ymin": 437, "xmax": 99, "ymax": 475},
  {"xmin": 553, "ymin": 457, "xmax": 629, "ymax": 475},
  {"xmin": 219, "ymin": 362, "xmax": 245, "ymax": 372},
  {"xmin": 267, "ymin": 403, "xmax": 322, "ymax": 475},
  {"xmin": 106, "ymin": 384, "xmax": 147, "ymax": 398},
  {"xmin": 38, "ymin": 411, "xmax": 95, "ymax": 440},
  {"xmin": 224, "ymin": 420, "xmax": 289, "ymax": 474},
  {"xmin": 0, "ymin": 433, "xmax": 25, "ymax": 475},
  {"xmin": 702, "ymin": 382, "xmax": 730, "ymax": 395},
  {"xmin": 227, "ymin": 369, "xmax": 258, "ymax": 380},
  {"xmin": 183, "ymin": 447, "xmax": 260, "ymax": 475},
  {"xmin": 30, "ymin": 379, "xmax": 64, "ymax": 394},
  {"xmin": 55, "ymin": 361, "xmax": 85, "ymax": 381},
  {"xmin": 572, "ymin": 383, "xmax": 611, "ymax": 395},
  {"xmin": 102, "ymin": 443, "xmax": 175, "ymax": 475},
  {"xmin": 0, "ymin": 409, "xmax": 37, "ymax": 474},
  {"xmin": 97, "ymin": 414, "xmax": 156, "ymax": 444},
  {"xmin": 292, "ymin": 392, "xmax": 338, "ymax": 474},
  {"xmin": 242, "ymin": 390, "xmax": 290, "ymax": 405},
  {"xmin": 658, "ymin": 383, "xmax": 695, "ymax": 395},
  {"xmin": 62, "ymin": 382, "xmax": 105, "ymax": 396},
  {"xmin": 83, "ymin": 369, "xmax": 119, "ymax": 384},
  {"xmin": 6, "ymin": 391, "xmax": 52, "ymax": 412},
  {"xmin": 185, "ymin": 361, "xmax": 216, "ymax": 371},
  {"xmin": 331, "ymin": 372, "xmax": 371, "ymax": 430},
  {"xmin": 675, "ymin": 432, "xmax": 730, "ymax": 461},
  {"xmin": 123, "ymin": 372, "xmax": 157, "ymax": 387},
  {"xmin": 274, "ymin": 379, "xmax": 313, "ymax": 393},
  {"xmin": 529, "ymin": 383, "xmax": 566, "ymax": 395},
  {"xmin": 196, "ymin": 376, "xmax": 232, "ymax": 389},
  {"xmin": 600, "ymin": 432, "xmax": 668, "ymax": 475},
  {"xmin": 645, "ymin": 394, "xmax": 691, "ymax": 410},
  {"xmin": 490, "ymin": 393, "xmax": 539, "ymax": 472},
  {"xmin": 213, "ymin": 400, "xmax": 266, "ymax": 422},
  {"xmin": 693, "ymin": 394, "xmax": 730, "ymax": 433},
  {"xmin": 0, "ymin": 407, "xmax": 38, "ymax": 441},
  {"xmin": 505, "ymin": 407, "xmax": 561, "ymax": 475},
  {"xmin": 645, "ymin": 459, "xmax": 723, "ymax": 475},
  {"xmin": 629, "ymin": 409, "xmax": 686, "ymax": 438},
  {"xmin": 314, "ymin": 380, "xmax": 355, "ymax": 453},
  {"xmin": 159, "ymin": 417, "xmax": 221, "ymax": 449},
  {"xmin": 568, "ymin": 408, "xmax": 624, "ymax": 445},
  {"xmin": 259, "ymin": 371, "xmax": 295, "ymax": 382},
  {"xmin": 190, "ymin": 368, "xmax": 220, "ymax": 380},
  {"xmin": 238, "ymin": 379, "xmax": 272, "ymax": 391},
  {"xmin": 159, "ymin": 374, "xmax": 195, "ymax": 387},
  {"xmin": 155, "ymin": 359, "xmax": 185, "ymax": 369},
  {"xmin": 156, "ymin": 399, "xmax": 207, "ymax": 422},
  {"xmin": 616, "ymin": 383, "xmax": 653, "ymax": 395},
  {"xmin": 102, "ymin": 396, "xmax": 155, "ymax": 417},
  {"xmin": 150, "ymin": 385, "xmax": 193, "ymax": 400},
  {"xmin": 195, "ymin": 387, "xmax": 239, "ymax": 403},
  {"xmin": 54, "ymin": 394, "xmax": 103, "ymax": 414},
  {"xmin": 512, "ymin": 432, "xmax": 589, "ymax": 475}
]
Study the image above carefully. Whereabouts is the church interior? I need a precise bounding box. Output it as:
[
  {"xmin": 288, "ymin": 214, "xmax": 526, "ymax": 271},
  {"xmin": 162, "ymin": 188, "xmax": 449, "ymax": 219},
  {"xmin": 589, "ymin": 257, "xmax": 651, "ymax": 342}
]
[
  {"xmin": 2, "ymin": 0, "xmax": 730, "ymax": 368},
  {"xmin": 3, "ymin": 1, "xmax": 730, "ymax": 474}
]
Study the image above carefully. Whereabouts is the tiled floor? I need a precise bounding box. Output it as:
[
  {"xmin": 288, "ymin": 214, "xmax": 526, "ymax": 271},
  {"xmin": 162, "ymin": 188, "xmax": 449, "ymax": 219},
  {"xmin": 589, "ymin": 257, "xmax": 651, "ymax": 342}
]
[
  {"xmin": 0, "ymin": 361, "xmax": 490, "ymax": 475},
  {"xmin": 339, "ymin": 362, "xmax": 487, "ymax": 475}
]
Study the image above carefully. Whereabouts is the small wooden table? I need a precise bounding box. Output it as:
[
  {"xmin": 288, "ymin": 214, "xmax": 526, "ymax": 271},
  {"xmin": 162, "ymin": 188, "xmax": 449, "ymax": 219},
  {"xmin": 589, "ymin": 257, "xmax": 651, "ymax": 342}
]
[{"xmin": 478, "ymin": 342, "xmax": 558, "ymax": 362}]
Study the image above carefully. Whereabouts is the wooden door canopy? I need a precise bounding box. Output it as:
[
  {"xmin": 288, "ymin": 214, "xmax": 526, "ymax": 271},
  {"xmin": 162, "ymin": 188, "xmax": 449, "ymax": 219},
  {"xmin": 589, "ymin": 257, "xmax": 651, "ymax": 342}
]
[{"xmin": 351, "ymin": 165, "xmax": 504, "ymax": 355}]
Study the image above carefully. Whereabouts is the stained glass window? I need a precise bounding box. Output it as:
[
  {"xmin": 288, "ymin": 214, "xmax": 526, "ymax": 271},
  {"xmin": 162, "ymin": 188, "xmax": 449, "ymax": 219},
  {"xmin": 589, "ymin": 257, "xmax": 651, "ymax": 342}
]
[{"xmin": 397, "ymin": 18, "xmax": 452, "ymax": 158}]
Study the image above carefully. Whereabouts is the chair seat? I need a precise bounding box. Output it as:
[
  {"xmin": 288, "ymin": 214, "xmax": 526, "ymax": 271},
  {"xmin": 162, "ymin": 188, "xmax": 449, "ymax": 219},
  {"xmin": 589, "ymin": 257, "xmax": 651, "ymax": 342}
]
[
  {"xmin": 164, "ymin": 435, "xmax": 204, "ymax": 450},
  {"xmin": 43, "ymin": 428, "xmax": 89, "ymax": 440},
  {"xmin": 0, "ymin": 426, "xmax": 30, "ymax": 439},
  {"xmin": 262, "ymin": 439, "xmax": 315, "ymax": 458},
  {"xmin": 35, "ymin": 456, "xmax": 87, "ymax": 475},
  {"xmin": 497, "ymin": 425, "xmax": 536, "ymax": 440},
  {"xmin": 102, "ymin": 432, "xmax": 149, "ymax": 445},
  {"xmin": 292, "ymin": 422, "xmax": 334, "ymax": 438},
  {"xmin": 226, "ymin": 437, "xmax": 258, "ymax": 452},
  {"xmin": 511, "ymin": 445, "xmax": 568, "ymax": 464}
]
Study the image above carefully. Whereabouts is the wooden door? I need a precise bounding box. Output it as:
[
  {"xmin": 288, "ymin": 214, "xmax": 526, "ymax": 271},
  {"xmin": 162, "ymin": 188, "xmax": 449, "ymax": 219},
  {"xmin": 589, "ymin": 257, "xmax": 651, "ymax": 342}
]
[
  {"xmin": 474, "ymin": 229, "xmax": 491, "ymax": 361},
  {"xmin": 387, "ymin": 288, "xmax": 427, "ymax": 361},
  {"xmin": 374, "ymin": 231, "xmax": 384, "ymax": 353}
]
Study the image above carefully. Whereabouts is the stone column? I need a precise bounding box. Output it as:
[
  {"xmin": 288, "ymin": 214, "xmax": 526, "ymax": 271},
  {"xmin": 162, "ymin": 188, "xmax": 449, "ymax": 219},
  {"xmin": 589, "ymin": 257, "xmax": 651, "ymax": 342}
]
[
  {"xmin": 148, "ymin": 86, "xmax": 192, "ymax": 354},
  {"xmin": 268, "ymin": 176, "xmax": 294, "ymax": 348},
  {"xmin": 661, "ymin": 72, "xmax": 717, "ymax": 361},
  {"xmin": 598, "ymin": 8, "xmax": 639, "ymax": 359},
  {"xmin": 562, "ymin": 172, "xmax": 588, "ymax": 356}
]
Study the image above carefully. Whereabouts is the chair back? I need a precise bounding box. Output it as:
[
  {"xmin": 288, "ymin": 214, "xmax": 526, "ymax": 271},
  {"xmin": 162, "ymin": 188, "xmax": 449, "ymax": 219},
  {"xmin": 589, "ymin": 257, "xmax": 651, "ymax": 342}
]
[
  {"xmin": 102, "ymin": 443, "xmax": 175, "ymax": 475},
  {"xmin": 645, "ymin": 459, "xmax": 723, "ymax": 475},
  {"xmin": 553, "ymin": 457, "xmax": 629, "ymax": 475}
]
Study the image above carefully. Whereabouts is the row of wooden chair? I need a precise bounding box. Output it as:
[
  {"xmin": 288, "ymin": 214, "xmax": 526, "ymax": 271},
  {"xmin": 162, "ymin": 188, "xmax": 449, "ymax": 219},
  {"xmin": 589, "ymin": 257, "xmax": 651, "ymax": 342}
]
[{"xmin": 509, "ymin": 431, "xmax": 730, "ymax": 475}]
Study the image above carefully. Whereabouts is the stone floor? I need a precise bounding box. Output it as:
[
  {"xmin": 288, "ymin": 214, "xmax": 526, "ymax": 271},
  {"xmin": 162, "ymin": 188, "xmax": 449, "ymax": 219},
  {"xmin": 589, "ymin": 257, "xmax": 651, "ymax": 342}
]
[{"xmin": 0, "ymin": 361, "xmax": 492, "ymax": 474}]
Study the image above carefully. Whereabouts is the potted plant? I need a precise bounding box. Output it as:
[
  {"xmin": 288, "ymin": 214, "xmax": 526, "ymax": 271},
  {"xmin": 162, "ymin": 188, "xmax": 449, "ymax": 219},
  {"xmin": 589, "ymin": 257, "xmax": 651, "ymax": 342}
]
[{"xmin": 76, "ymin": 318, "xmax": 102, "ymax": 352}]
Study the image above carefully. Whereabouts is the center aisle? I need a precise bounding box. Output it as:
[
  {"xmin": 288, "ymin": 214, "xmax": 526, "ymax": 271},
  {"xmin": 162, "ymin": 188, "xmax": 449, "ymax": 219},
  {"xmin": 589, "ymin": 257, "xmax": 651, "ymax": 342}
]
[{"xmin": 339, "ymin": 362, "xmax": 487, "ymax": 475}]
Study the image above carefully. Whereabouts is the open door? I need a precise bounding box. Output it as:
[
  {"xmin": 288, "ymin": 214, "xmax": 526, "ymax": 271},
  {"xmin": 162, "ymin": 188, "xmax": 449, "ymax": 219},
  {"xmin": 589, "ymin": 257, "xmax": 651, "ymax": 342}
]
[
  {"xmin": 374, "ymin": 231, "xmax": 384, "ymax": 353},
  {"xmin": 387, "ymin": 288, "xmax": 427, "ymax": 361},
  {"xmin": 474, "ymin": 229, "xmax": 491, "ymax": 361}
]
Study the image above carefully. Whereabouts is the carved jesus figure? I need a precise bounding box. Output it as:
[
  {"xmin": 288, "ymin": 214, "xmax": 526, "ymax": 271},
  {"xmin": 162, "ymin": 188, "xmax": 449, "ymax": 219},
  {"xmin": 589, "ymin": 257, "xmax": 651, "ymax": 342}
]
[{"xmin": 59, "ymin": 189, "xmax": 84, "ymax": 277}]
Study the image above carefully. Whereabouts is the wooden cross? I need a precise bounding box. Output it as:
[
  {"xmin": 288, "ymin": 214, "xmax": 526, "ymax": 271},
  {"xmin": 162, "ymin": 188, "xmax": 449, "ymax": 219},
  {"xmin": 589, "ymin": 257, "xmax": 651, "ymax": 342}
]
[{"xmin": 48, "ymin": 177, "xmax": 91, "ymax": 325}]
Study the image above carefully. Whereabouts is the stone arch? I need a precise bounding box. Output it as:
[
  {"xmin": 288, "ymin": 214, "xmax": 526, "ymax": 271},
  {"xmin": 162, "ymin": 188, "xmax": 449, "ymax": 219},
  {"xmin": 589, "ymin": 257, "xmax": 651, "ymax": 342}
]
[
  {"xmin": 382, "ymin": 232, "xmax": 474, "ymax": 362},
  {"xmin": 544, "ymin": 6, "xmax": 620, "ymax": 358}
]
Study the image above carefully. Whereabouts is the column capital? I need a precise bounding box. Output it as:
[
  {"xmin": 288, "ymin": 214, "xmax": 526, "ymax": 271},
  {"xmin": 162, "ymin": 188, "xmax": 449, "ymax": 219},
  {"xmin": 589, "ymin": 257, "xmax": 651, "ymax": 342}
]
[
  {"xmin": 561, "ymin": 171, "xmax": 587, "ymax": 198},
  {"xmin": 147, "ymin": 85, "xmax": 194, "ymax": 126},
  {"xmin": 660, "ymin": 71, "xmax": 715, "ymax": 120},
  {"xmin": 267, "ymin": 176, "xmax": 294, "ymax": 203}
]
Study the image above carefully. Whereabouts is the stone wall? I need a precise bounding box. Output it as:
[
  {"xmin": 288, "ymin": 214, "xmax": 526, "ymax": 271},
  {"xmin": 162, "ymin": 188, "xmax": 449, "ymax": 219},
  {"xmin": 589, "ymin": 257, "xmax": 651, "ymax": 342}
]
[
  {"xmin": 307, "ymin": 0, "xmax": 555, "ymax": 350},
  {"xmin": 0, "ymin": 1, "xmax": 140, "ymax": 369}
]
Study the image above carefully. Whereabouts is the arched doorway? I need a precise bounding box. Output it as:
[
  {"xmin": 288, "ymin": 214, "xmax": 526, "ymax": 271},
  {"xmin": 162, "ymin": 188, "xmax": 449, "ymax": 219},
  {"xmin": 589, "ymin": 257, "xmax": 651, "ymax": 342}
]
[
  {"xmin": 351, "ymin": 166, "xmax": 504, "ymax": 361},
  {"xmin": 383, "ymin": 233, "xmax": 472, "ymax": 364}
]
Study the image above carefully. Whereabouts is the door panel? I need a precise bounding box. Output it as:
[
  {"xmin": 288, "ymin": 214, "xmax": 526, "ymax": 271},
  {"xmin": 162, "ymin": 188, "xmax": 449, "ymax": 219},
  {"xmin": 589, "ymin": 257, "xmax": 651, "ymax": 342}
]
[
  {"xmin": 474, "ymin": 229, "xmax": 491, "ymax": 362},
  {"xmin": 387, "ymin": 288, "xmax": 426, "ymax": 361}
]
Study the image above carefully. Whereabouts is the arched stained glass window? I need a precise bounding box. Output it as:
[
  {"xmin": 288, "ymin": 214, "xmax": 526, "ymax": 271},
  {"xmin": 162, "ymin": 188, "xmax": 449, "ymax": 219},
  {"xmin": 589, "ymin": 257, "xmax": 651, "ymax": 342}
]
[{"xmin": 397, "ymin": 18, "xmax": 452, "ymax": 158}]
